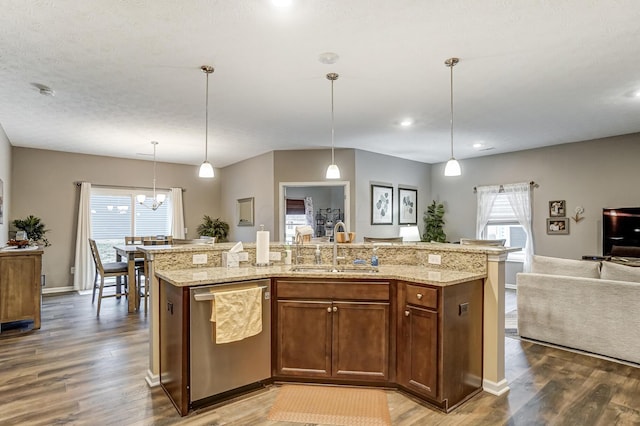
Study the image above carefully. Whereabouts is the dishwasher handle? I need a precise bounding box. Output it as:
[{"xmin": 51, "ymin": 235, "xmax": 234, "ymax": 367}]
[{"xmin": 193, "ymin": 285, "xmax": 269, "ymax": 302}]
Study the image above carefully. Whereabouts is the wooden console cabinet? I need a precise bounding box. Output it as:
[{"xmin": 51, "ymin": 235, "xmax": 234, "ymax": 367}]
[
  {"xmin": 397, "ymin": 279, "xmax": 483, "ymax": 411},
  {"xmin": 0, "ymin": 248, "xmax": 43, "ymax": 330},
  {"xmin": 274, "ymin": 279, "xmax": 392, "ymax": 383}
]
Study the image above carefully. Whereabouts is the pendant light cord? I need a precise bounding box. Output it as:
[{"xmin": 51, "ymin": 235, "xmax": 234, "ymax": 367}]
[
  {"xmin": 205, "ymin": 71, "xmax": 209, "ymax": 162},
  {"xmin": 331, "ymin": 77, "xmax": 335, "ymax": 164},
  {"xmin": 450, "ymin": 61, "xmax": 454, "ymax": 158},
  {"xmin": 152, "ymin": 141, "xmax": 157, "ymax": 199}
]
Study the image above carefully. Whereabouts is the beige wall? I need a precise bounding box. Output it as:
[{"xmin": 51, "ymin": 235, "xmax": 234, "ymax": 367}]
[
  {"xmin": 0, "ymin": 125, "xmax": 10, "ymax": 242},
  {"xmin": 220, "ymin": 151, "xmax": 274, "ymax": 242},
  {"xmin": 430, "ymin": 133, "xmax": 640, "ymax": 259},
  {"xmin": 11, "ymin": 147, "xmax": 220, "ymax": 289},
  {"xmin": 273, "ymin": 149, "xmax": 356, "ymax": 239},
  {"xmin": 355, "ymin": 149, "xmax": 432, "ymax": 241}
]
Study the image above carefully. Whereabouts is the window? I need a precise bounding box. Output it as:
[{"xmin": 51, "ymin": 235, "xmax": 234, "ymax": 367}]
[
  {"xmin": 90, "ymin": 187, "xmax": 171, "ymax": 262},
  {"xmin": 483, "ymin": 193, "xmax": 525, "ymax": 262},
  {"xmin": 285, "ymin": 198, "xmax": 307, "ymax": 244}
]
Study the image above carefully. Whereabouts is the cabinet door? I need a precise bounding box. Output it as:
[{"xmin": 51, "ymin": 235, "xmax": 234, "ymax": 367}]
[
  {"xmin": 0, "ymin": 255, "xmax": 41, "ymax": 327},
  {"xmin": 399, "ymin": 305, "xmax": 438, "ymax": 399},
  {"xmin": 276, "ymin": 300, "xmax": 332, "ymax": 377},
  {"xmin": 332, "ymin": 301, "xmax": 389, "ymax": 381}
]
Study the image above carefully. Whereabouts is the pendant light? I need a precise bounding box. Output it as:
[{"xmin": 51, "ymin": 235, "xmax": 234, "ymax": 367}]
[
  {"xmin": 325, "ymin": 72, "xmax": 341, "ymax": 179},
  {"xmin": 198, "ymin": 65, "xmax": 215, "ymax": 178},
  {"xmin": 444, "ymin": 57, "xmax": 462, "ymax": 177},
  {"xmin": 136, "ymin": 141, "xmax": 166, "ymax": 210}
]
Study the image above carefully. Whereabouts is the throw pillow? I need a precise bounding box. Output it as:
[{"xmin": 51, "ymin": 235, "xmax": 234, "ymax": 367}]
[
  {"xmin": 601, "ymin": 261, "xmax": 640, "ymax": 283},
  {"xmin": 531, "ymin": 255, "xmax": 600, "ymax": 278}
]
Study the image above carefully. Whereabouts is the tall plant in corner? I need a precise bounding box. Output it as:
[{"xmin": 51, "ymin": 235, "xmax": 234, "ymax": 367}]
[
  {"xmin": 197, "ymin": 215, "xmax": 229, "ymax": 242},
  {"xmin": 422, "ymin": 200, "xmax": 446, "ymax": 243},
  {"xmin": 12, "ymin": 215, "xmax": 51, "ymax": 247}
]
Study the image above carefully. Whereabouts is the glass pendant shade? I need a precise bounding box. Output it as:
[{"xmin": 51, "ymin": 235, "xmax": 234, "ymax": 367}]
[
  {"xmin": 199, "ymin": 161, "xmax": 215, "ymax": 178},
  {"xmin": 326, "ymin": 163, "xmax": 341, "ymax": 179},
  {"xmin": 444, "ymin": 158, "xmax": 461, "ymax": 176},
  {"xmin": 136, "ymin": 194, "xmax": 146, "ymax": 204}
]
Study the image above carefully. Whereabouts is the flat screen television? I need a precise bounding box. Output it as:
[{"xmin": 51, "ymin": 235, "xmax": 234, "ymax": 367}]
[{"xmin": 603, "ymin": 207, "xmax": 640, "ymax": 255}]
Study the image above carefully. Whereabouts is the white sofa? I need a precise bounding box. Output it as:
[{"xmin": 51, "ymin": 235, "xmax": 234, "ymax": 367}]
[{"xmin": 516, "ymin": 255, "xmax": 640, "ymax": 364}]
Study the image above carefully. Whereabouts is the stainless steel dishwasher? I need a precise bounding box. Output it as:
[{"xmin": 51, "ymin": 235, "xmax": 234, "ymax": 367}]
[{"xmin": 189, "ymin": 279, "xmax": 271, "ymax": 403}]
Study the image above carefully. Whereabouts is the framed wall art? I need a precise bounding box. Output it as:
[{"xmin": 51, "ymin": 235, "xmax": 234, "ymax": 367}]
[
  {"xmin": 398, "ymin": 187, "xmax": 417, "ymax": 225},
  {"xmin": 371, "ymin": 184, "xmax": 393, "ymax": 225},
  {"xmin": 547, "ymin": 218, "xmax": 569, "ymax": 235},
  {"xmin": 549, "ymin": 200, "xmax": 566, "ymax": 217}
]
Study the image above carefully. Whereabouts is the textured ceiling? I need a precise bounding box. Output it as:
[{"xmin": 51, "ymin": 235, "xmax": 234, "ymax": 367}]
[{"xmin": 1, "ymin": 0, "xmax": 639, "ymax": 167}]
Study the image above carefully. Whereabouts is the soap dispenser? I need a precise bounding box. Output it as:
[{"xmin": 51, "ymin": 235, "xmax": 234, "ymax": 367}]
[
  {"xmin": 371, "ymin": 246, "xmax": 379, "ymax": 267},
  {"xmin": 315, "ymin": 245, "xmax": 322, "ymax": 264}
]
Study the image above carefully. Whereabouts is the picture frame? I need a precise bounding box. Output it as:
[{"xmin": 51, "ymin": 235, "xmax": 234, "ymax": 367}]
[
  {"xmin": 547, "ymin": 218, "xmax": 569, "ymax": 235},
  {"xmin": 236, "ymin": 197, "xmax": 254, "ymax": 226},
  {"xmin": 549, "ymin": 200, "xmax": 566, "ymax": 217},
  {"xmin": 371, "ymin": 184, "xmax": 393, "ymax": 225},
  {"xmin": 398, "ymin": 187, "xmax": 418, "ymax": 225}
]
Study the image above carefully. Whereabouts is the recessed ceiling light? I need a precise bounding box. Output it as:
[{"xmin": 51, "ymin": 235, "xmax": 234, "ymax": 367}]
[
  {"xmin": 31, "ymin": 83, "xmax": 55, "ymax": 97},
  {"xmin": 318, "ymin": 52, "xmax": 339, "ymax": 65},
  {"xmin": 272, "ymin": 0, "xmax": 292, "ymax": 7},
  {"xmin": 400, "ymin": 119, "xmax": 413, "ymax": 127}
]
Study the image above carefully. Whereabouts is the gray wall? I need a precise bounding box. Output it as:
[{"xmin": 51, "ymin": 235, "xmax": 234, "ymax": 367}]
[
  {"xmin": 11, "ymin": 147, "xmax": 220, "ymax": 289},
  {"xmin": 431, "ymin": 133, "xmax": 640, "ymax": 260},
  {"xmin": 273, "ymin": 149, "xmax": 356, "ymax": 239},
  {"xmin": 220, "ymin": 151, "xmax": 274, "ymax": 242},
  {"xmin": 355, "ymin": 150, "xmax": 432, "ymax": 240},
  {"xmin": 0, "ymin": 126, "xmax": 10, "ymax": 242}
]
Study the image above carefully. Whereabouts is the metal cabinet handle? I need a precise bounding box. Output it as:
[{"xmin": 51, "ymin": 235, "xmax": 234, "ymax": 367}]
[
  {"xmin": 416, "ymin": 293, "xmax": 423, "ymax": 300},
  {"xmin": 404, "ymin": 310, "xmax": 410, "ymax": 316},
  {"xmin": 327, "ymin": 307, "xmax": 332, "ymax": 312},
  {"xmin": 333, "ymin": 306, "xmax": 338, "ymax": 312}
]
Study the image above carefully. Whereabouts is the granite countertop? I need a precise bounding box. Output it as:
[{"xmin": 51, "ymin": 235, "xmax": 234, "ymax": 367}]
[{"xmin": 155, "ymin": 264, "xmax": 486, "ymax": 288}]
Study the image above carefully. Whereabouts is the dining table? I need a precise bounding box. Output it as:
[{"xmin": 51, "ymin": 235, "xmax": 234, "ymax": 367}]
[{"xmin": 113, "ymin": 244, "xmax": 143, "ymax": 313}]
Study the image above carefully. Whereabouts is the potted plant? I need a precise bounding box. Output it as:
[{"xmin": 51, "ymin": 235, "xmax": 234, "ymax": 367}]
[
  {"xmin": 197, "ymin": 215, "xmax": 229, "ymax": 242},
  {"xmin": 12, "ymin": 215, "xmax": 51, "ymax": 247},
  {"xmin": 422, "ymin": 201, "xmax": 446, "ymax": 243}
]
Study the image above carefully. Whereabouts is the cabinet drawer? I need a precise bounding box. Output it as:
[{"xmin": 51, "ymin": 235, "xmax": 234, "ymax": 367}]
[
  {"xmin": 406, "ymin": 284, "xmax": 437, "ymax": 310},
  {"xmin": 277, "ymin": 280, "xmax": 389, "ymax": 301}
]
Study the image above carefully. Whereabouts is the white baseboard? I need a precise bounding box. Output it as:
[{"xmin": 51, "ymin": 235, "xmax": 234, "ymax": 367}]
[
  {"xmin": 483, "ymin": 378, "xmax": 510, "ymax": 396},
  {"xmin": 146, "ymin": 370, "xmax": 160, "ymax": 387},
  {"xmin": 42, "ymin": 286, "xmax": 76, "ymax": 295}
]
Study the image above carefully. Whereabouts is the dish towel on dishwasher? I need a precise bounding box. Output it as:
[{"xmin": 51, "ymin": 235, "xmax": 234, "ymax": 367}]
[{"xmin": 209, "ymin": 287, "xmax": 262, "ymax": 344}]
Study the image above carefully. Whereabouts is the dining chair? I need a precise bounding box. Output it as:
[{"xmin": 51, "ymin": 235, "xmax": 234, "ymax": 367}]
[
  {"xmin": 142, "ymin": 235, "xmax": 173, "ymax": 245},
  {"xmin": 363, "ymin": 236, "xmax": 404, "ymax": 243},
  {"xmin": 88, "ymin": 238, "xmax": 129, "ymax": 317},
  {"xmin": 459, "ymin": 238, "xmax": 506, "ymax": 246},
  {"xmin": 125, "ymin": 236, "xmax": 147, "ymax": 311}
]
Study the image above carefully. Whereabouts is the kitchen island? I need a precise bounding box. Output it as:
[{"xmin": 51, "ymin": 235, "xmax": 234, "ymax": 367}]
[
  {"xmin": 156, "ymin": 263, "xmax": 486, "ymax": 415},
  {"xmin": 142, "ymin": 242, "xmax": 515, "ymax": 412}
]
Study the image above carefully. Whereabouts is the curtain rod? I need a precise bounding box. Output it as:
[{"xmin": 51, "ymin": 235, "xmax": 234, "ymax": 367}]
[
  {"xmin": 73, "ymin": 181, "xmax": 185, "ymax": 192},
  {"xmin": 473, "ymin": 181, "xmax": 536, "ymax": 193}
]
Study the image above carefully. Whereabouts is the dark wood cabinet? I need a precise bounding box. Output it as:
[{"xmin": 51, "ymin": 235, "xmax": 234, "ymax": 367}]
[
  {"xmin": 275, "ymin": 279, "xmax": 391, "ymax": 382},
  {"xmin": 397, "ymin": 279, "xmax": 483, "ymax": 412},
  {"xmin": 0, "ymin": 249, "xmax": 43, "ymax": 330}
]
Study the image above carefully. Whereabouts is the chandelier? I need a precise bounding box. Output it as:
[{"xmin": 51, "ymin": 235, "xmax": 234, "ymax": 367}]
[{"xmin": 136, "ymin": 141, "xmax": 166, "ymax": 210}]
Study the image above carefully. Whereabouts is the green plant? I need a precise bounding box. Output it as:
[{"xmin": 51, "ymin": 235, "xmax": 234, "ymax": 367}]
[
  {"xmin": 422, "ymin": 201, "xmax": 446, "ymax": 243},
  {"xmin": 12, "ymin": 215, "xmax": 51, "ymax": 247},
  {"xmin": 197, "ymin": 215, "xmax": 229, "ymax": 242}
]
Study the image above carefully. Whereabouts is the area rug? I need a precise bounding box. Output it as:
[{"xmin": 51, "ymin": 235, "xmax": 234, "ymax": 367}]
[{"xmin": 267, "ymin": 384, "xmax": 392, "ymax": 426}]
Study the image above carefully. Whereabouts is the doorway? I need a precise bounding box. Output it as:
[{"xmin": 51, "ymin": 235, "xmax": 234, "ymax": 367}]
[{"xmin": 278, "ymin": 181, "xmax": 350, "ymax": 243}]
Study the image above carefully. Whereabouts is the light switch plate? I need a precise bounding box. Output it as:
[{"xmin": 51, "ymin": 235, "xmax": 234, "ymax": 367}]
[
  {"xmin": 428, "ymin": 254, "xmax": 442, "ymax": 265},
  {"xmin": 269, "ymin": 252, "xmax": 281, "ymax": 261},
  {"xmin": 193, "ymin": 254, "xmax": 208, "ymax": 264}
]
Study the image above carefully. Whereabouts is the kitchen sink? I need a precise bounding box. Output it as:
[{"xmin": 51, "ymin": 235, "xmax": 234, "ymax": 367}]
[{"xmin": 289, "ymin": 265, "xmax": 378, "ymax": 274}]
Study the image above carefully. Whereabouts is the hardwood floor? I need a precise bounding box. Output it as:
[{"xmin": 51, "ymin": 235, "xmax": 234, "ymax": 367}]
[{"xmin": 0, "ymin": 292, "xmax": 638, "ymax": 425}]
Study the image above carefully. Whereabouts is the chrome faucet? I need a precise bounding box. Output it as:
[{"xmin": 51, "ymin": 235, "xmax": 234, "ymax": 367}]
[{"xmin": 332, "ymin": 221, "xmax": 348, "ymax": 271}]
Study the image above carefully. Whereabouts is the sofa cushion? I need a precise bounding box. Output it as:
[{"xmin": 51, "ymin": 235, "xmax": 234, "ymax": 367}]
[
  {"xmin": 600, "ymin": 261, "xmax": 640, "ymax": 283},
  {"xmin": 530, "ymin": 255, "xmax": 600, "ymax": 278}
]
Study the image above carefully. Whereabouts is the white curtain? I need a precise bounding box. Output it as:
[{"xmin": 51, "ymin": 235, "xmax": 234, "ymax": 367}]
[
  {"xmin": 502, "ymin": 182, "xmax": 534, "ymax": 272},
  {"xmin": 304, "ymin": 196, "xmax": 314, "ymax": 234},
  {"xmin": 170, "ymin": 187, "xmax": 186, "ymax": 239},
  {"xmin": 73, "ymin": 182, "xmax": 94, "ymax": 291},
  {"xmin": 475, "ymin": 185, "xmax": 501, "ymax": 239}
]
